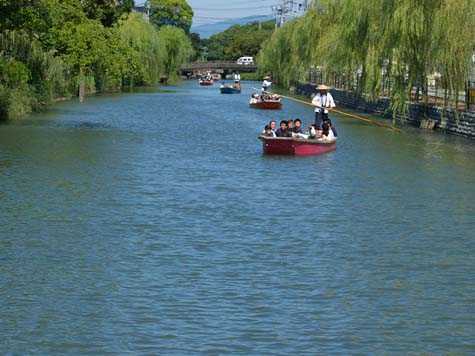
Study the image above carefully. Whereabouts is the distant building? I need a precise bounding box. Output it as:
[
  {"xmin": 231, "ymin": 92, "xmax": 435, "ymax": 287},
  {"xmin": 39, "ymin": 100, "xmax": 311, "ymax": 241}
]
[
  {"xmin": 272, "ymin": 0, "xmax": 309, "ymax": 27},
  {"xmin": 133, "ymin": 4, "xmax": 150, "ymax": 22}
]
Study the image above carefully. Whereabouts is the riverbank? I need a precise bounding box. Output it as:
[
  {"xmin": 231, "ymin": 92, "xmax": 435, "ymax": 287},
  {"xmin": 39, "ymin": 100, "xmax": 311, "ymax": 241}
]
[
  {"xmin": 0, "ymin": 83, "xmax": 175, "ymax": 122},
  {"xmin": 294, "ymin": 83, "xmax": 475, "ymax": 139}
]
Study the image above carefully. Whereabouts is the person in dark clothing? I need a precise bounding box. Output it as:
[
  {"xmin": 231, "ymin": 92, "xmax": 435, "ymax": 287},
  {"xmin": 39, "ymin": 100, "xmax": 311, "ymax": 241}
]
[
  {"xmin": 321, "ymin": 121, "xmax": 336, "ymax": 140},
  {"xmin": 323, "ymin": 117, "xmax": 338, "ymax": 137},
  {"xmin": 275, "ymin": 120, "xmax": 291, "ymax": 137},
  {"xmin": 293, "ymin": 119, "xmax": 303, "ymax": 133},
  {"xmin": 322, "ymin": 122, "xmax": 330, "ymax": 137}
]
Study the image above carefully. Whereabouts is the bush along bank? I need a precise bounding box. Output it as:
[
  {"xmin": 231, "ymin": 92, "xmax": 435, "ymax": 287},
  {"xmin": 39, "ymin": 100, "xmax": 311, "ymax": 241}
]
[{"xmin": 0, "ymin": 1, "xmax": 193, "ymax": 121}]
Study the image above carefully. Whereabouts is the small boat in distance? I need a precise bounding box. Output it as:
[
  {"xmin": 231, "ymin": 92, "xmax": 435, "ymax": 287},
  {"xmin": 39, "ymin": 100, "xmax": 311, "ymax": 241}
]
[
  {"xmin": 249, "ymin": 92, "xmax": 282, "ymax": 110},
  {"xmin": 258, "ymin": 136, "xmax": 336, "ymax": 156},
  {"xmin": 220, "ymin": 82, "xmax": 241, "ymax": 94},
  {"xmin": 199, "ymin": 78, "xmax": 214, "ymax": 86}
]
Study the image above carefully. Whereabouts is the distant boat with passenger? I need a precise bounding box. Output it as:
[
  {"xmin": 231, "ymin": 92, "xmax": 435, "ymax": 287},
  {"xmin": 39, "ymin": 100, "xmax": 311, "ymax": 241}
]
[
  {"xmin": 249, "ymin": 92, "xmax": 282, "ymax": 110},
  {"xmin": 199, "ymin": 78, "xmax": 214, "ymax": 86},
  {"xmin": 220, "ymin": 82, "xmax": 241, "ymax": 94},
  {"xmin": 259, "ymin": 136, "xmax": 336, "ymax": 156}
]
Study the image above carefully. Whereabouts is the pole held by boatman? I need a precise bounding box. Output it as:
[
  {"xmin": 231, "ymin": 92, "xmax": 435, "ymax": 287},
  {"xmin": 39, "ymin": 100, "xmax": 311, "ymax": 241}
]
[{"xmin": 312, "ymin": 84, "xmax": 336, "ymax": 129}]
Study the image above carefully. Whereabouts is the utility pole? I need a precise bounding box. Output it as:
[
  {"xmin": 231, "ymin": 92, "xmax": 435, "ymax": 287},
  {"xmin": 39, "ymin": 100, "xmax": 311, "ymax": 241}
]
[{"xmin": 272, "ymin": 0, "xmax": 309, "ymax": 28}]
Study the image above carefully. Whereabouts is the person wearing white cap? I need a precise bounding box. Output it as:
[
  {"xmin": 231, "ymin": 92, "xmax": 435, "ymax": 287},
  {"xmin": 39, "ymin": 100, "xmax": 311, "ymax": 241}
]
[{"xmin": 312, "ymin": 84, "xmax": 335, "ymax": 129}]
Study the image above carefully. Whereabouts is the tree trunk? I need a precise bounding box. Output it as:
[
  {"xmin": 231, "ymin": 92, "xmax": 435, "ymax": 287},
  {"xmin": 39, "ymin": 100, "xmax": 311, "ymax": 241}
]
[{"xmin": 79, "ymin": 67, "xmax": 85, "ymax": 103}]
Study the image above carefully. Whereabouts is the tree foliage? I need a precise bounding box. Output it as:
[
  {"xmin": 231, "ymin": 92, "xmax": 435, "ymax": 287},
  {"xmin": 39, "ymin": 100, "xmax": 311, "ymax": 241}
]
[
  {"xmin": 157, "ymin": 25, "xmax": 193, "ymax": 81},
  {"xmin": 81, "ymin": 0, "xmax": 134, "ymax": 27},
  {"xmin": 203, "ymin": 21, "xmax": 275, "ymax": 61},
  {"xmin": 0, "ymin": 0, "xmax": 193, "ymax": 120},
  {"xmin": 148, "ymin": 0, "xmax": 194, "ymax": 33},
  {"xmin": 258, "ymin": 0, "xmax": 475, "ymax": 120}
]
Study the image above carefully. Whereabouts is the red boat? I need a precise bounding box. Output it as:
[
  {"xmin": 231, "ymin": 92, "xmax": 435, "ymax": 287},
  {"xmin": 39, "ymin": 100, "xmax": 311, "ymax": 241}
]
[
  {"xmin": 249, "ymin": 93, "xmax": 282, "ymax": 110},
  {"xmin": 199, "ymin": 79, "xmax": 214, "ymax": 86},
  {"xmin": 259, "ymin": 136, "xmax": 336, "ymax": 156},
  {"xmin": 250, "ymin": 100, "xmax": 282, "ymax": 110}
]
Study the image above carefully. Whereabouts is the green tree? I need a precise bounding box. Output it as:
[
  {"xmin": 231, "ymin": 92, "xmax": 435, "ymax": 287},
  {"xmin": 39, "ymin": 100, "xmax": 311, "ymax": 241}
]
[
  {"xmin": 148, "ymin": 0, "xmax": 194, "ymax": 33},
  {"xmin": 81, "ymin": 0, "xmax": 134, "ymax": 27},
  {"xmin": 189, "ymin": 32, "xmax": 203, "ymax": 61},
  {"xmin": 0, "ymin": 0, "xmax": 196, "ymax": 120},
  {"xmin": 204, "ymin": 21, "xmax": 275, "ymax": 61},
  {"xmin": 116, "ymin": 12, "xmax": 163, "ymax": 86},
  {"xmin": 157, "ymin": 25, "xmax": 193, "ymax": 82},
  {"xmin": 258, "ymin": 0, "xmax": 475, "ymax": 121}
]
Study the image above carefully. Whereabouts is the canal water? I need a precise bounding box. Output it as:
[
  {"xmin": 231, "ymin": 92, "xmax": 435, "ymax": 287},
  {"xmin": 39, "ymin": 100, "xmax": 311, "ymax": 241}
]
[{"xmin": 1, "ymin": 81, "xmax": 474, "ymax": 354}]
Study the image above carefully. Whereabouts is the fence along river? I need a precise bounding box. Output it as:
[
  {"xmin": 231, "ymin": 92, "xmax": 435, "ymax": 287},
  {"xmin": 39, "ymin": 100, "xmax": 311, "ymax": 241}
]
[{"xmin": 0, "ymin": 81, "xmax": 474, "ymax": 354}]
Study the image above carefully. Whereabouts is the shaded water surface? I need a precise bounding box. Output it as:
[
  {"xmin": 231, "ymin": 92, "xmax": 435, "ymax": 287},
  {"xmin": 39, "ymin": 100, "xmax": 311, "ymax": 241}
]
[{"xmin": 1, "ymin": 82, "xmax": 474, "ymax": 354}]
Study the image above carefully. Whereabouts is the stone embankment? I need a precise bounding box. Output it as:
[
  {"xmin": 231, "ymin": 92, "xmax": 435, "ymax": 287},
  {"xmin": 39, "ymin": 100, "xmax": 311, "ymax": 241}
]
[{"xmin": 296, "ymin": 83, "xmax": 475, "ymax": 139}]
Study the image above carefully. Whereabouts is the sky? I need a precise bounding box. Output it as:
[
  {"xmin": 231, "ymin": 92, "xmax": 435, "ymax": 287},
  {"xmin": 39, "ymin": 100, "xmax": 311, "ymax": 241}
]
[{"xmin": 136, "ymin": 0, "xmax": 277, "ymax": 25}]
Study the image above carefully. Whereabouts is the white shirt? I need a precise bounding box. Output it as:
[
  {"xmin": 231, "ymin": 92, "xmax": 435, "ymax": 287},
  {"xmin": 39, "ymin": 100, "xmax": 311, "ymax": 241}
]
[
  {"xmin": 320, "ymin": 128, "xmax": 336, "ymax": 142},
  {"xmin": 262, "ymin": 80, "xmax": 272, "ymax": 91},
  {"xmin": 312, "ymin": 93, "xmax": 336, "ymax": 113},
  {"xmin": 261, "ymin": 128, "xmax": 276, "ymax": 137}
]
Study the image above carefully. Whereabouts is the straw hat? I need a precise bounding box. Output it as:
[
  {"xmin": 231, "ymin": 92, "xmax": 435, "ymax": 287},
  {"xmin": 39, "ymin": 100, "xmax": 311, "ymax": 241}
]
[
  {"xmin": 317, "ymin": 84, "xmax": 330, "ymax": 90},
  {"xmin": 264, "ymin": 76, "xmax": 271, "ymax": 80}
]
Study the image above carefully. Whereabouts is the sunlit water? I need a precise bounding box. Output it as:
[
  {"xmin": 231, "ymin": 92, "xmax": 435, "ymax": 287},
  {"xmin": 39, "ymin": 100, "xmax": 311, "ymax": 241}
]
[{"xmin": 1, "ymin": 82, "xmax": 474, "ymax": 354}]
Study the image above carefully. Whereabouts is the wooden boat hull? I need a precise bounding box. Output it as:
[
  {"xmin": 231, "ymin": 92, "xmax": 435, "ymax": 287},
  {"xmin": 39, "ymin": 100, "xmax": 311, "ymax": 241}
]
[
  {"xmin": 259, "ymin": 136, "xmax": 336, "ymax": 156},
  {"xmin": 199, "ymin": 80, "xmax": 214, "ymax": 86},
  {"xmin": 250, "ymin": 101, "xmax": 282, "ymax": 110},
  {"xmin": 220, "ymin": 86, "xmax": 241, "ymax": 94}
]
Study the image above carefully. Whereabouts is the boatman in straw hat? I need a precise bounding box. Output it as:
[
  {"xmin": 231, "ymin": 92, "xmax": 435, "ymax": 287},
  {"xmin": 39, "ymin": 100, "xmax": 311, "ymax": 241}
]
[{"xmin": 312, "ymin": 84, "xmax": 336, "ymax": 129}]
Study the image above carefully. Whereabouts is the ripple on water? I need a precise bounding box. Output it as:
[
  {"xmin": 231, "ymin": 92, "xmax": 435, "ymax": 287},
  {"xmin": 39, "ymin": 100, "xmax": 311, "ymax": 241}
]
[{"xmin": 0, "ymin": 82, "xmax": 474, "ymax": 354}]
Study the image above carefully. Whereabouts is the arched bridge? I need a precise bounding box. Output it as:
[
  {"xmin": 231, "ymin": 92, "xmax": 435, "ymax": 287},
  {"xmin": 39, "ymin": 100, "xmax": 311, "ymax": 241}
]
[{"xmin": 181, "ymin": 61, "xmax": 257, "ymax": 77}]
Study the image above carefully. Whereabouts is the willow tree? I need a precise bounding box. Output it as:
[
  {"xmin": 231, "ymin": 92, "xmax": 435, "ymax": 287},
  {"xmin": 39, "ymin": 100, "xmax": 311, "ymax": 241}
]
[
  {"xmin": 0, "ymin": 30, "xmax": 67, "ymax": 119},
  {"xmin": 116, "ymin": 12, "xmax": 163, "ymax": 87},
  {"xmin": 257, "ymin": 0, "xmax": 475, "ymax": 123},
  {"xmin": 432, "ymin": 0, "xmax": 475, "ymax": 111},
  {"xmin": 258, "ymin": 21, "xmax": 299, "ymax": 86},
  {"xmin": 157, "ymin": 25, "xmax": 193, "ymax": 82}
]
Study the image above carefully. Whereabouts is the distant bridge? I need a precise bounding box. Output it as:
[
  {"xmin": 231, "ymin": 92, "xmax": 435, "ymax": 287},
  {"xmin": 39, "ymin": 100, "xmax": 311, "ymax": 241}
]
[{"xmin": 181, "ymin": 61, "xmax": 257, "ymax": 77}]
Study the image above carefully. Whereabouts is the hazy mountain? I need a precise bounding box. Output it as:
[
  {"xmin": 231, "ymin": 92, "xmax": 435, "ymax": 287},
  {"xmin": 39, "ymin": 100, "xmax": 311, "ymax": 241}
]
[{"xmin": 192, "ymin": 15, "xmax": 274, "ymax": 38}]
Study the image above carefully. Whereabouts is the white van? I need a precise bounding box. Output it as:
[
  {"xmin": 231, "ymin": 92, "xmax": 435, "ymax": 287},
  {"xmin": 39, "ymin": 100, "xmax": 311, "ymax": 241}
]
[{"xmin": 237, "ymin": 57, "xmax": 254, "ymax": 65}]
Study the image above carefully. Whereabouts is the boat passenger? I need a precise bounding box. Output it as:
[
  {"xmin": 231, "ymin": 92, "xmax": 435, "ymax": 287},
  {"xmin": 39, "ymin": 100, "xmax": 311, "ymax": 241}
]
[
  {"xmin": 262, "ymin": 121, "xmax": 277, "ymax": 137},
  {"xmin": 262, "ymin": 125, "xmax": 276, "ymax": 137},
  {"xmin": 321, "ymin": 122, "xmax": 336, "ymax": 141},
  {"xmin": 308, "ymin": 124, "xmax": 323, "ymax": 139},
  {"xmin": 287, "ymin": 119, "xmax": 294, "ymax": 131},
  {"xmin": 308, "ymin": 125, "xmax": 316, "ymax": 138},
  {"xmin": 275, "ymin": 120, "xmax": 291, "ymax": 137},
  {"xmin": 312, "ymin": 84, "xmax": 336, "ymax": 129},
  {"xmin": 293, "ymin": 119, "xmax": 303, "ymax": 133},
  {"xmin": 269, "ymin": 120, "xmax": 277, "ymax": 133},
  {"xmin": 323, "ymin": 117, "xmax": 338, "ymax": 137}
]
